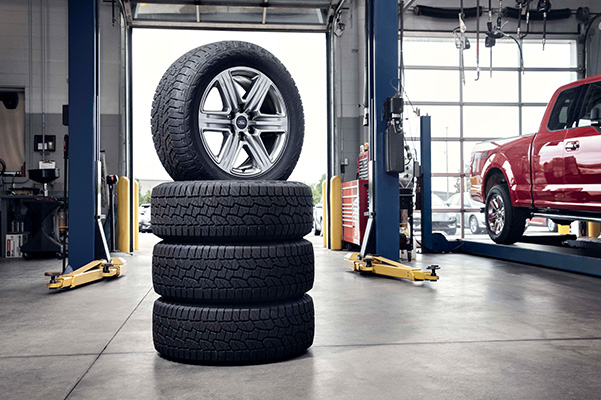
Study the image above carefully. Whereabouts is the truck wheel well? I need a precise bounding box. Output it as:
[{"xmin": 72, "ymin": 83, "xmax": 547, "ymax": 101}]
[{"xmin": 484, "ymin": 169, "xmax": 507, "ymax": 198}]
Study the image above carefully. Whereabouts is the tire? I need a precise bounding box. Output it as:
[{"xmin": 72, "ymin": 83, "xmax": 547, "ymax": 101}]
[
  {"xmin": 485, "ymin": 184, "xmax": 527, "ymax": 244},
  {"xmin": 151, "ymin": 181, "xmax": 313, "ymax": 242},
  {"xmin": 151, "ymin": 41, "xmax": 304, "ymax": 181},
  {"xmin": 547, "ymin": 218, "xmax": 558, "ymax": 232},
  {"xmin": 153, "ymin": 295, "xmax": 314, "ymax": 365},
  {"xmin": 153, "ymin": 240, "xmax": 314, "ymax": 303},
  {"xmin": 445, "ymin": 227, "xmax": 457, "ymax": 236},
  {"xmin": 313, "ymin": 221, "xmax": 321, "ymax": 236},
  {"xmin": 469, "ymin": 215, "xmax": 480, "ymax": 235}
]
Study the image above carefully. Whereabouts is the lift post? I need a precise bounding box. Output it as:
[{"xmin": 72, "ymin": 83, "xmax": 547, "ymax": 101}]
[{"xmin": 346, "ymin": 253, "xmax": 440, "ymax": 282}]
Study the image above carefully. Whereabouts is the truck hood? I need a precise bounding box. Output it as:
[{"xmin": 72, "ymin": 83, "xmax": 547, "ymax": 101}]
[{"xmin": 472, "ymin": 132, "xmax": 535, "ymax": 154}]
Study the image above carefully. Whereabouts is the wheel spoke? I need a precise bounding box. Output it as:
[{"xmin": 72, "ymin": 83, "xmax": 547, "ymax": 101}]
[
  {"xmin": 216, "ymin": 71, "xmax": 241, "ymax": 111},
  {"xmin": 198, "ymin": 111, "xmax": 232, "ymax": 132},
  {"xmin": 244, "ymin": 134, "xmax": 272, "ymax": 170},
  {"xmin": 250, "ymin": 114, "xmax": 288, "ymax": 132},
  {"xmin": 217, "ymin": 134, "xmax": 241, "ymax": 172},
  {"xmin": 244, "ymin": 74, "xmax": 271, "ymax": 113}
]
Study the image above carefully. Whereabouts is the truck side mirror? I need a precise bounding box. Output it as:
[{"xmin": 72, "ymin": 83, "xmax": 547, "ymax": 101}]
[{"xmin": 591, "ymin": 105, "xmax": 601, "ymax": 126}]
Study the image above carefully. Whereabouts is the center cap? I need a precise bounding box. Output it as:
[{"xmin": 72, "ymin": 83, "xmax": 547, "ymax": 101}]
[{"xmin": 235, "ymin": 115, "xmax": 248, "ymax": 130}]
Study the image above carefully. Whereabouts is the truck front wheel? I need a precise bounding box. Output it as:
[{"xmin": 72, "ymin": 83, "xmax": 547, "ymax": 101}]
[{"xmin": 485, "ymin": 184, "xmax": 527, "ymax": 244}]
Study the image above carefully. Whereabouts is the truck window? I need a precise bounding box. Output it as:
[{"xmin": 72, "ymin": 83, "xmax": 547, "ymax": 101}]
[
  {"xmin": 576, "ymin": 82, "xmax": 601, "ymax": 128},
  {"xmin": 547, "ymin": 87, "xmax": 580, "ymax": 131}
]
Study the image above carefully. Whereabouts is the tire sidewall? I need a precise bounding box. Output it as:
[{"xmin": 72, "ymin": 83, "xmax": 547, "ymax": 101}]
[
  {"xmin": 186, "ymin": 42, "xmax": 304, "ymax": 180},
  {"xmin": 485, "ymin": 184, "xmax": 524, "ymax": 244}
]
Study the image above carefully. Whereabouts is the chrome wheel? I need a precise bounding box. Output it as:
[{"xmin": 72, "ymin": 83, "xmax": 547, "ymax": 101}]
[
  {"xmin": 469, "ymin": 215, "xmax": 479, "ymax": 234},
  {"xmin": 487, "ymin": 193, "xmax": 505, "ymax": 235},
  {"xmin": 197, "ymin": 67, "xmax": 289, "ymax": 178}
]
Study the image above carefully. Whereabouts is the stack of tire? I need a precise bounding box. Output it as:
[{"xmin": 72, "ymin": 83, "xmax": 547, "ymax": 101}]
[{"xmin": 149, "ymin": 42, "xmax": 315, "ymax": 364}]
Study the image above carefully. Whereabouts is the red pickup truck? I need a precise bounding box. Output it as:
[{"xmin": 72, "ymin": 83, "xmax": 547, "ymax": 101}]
[{"xmin": 470, "ymin": 75, "xmax": 601, "ymax": 244}]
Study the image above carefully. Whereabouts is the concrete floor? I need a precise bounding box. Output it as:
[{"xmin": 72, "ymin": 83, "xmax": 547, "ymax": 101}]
[{"xmin": 1, "ymin": 234, "xmax": 601, "ymax": 400}]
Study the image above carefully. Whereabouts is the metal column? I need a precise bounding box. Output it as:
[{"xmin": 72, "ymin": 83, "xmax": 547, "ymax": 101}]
[
  {"xmin": 368, "ymin": 0, "xmax": 400, "ymax": 260},
  {"xmin": 420, "ymin": 115, "xmax": 434, "ymax": 252},
  {"xmin": 68, "ymin": 0, "xmax": 98, "ymax": 267}
]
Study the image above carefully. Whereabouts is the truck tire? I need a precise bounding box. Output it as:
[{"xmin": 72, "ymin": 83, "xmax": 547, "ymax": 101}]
[
  {"xmin": 153, "ymin": 295, "xmax": 314, "ymax": 364},
  {"xmin": 151, "ymin": 181, "xmax": 313, "ymax": 242},
  {"xmin": 485, "ymin": 184, "xmax": 527, "ymax": 244},
  {"xmin": 151, "ymin": 41, "xmax": 304, "ymax": 181},
  {"xmin": 153, "ymin": 240, "xmax": 314, "ymax": 303}
]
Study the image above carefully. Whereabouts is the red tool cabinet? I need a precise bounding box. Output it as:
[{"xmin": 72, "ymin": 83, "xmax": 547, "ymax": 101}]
[{"xmin": 342, "ymin": 179, "xmax": 368, "ymax": 246}]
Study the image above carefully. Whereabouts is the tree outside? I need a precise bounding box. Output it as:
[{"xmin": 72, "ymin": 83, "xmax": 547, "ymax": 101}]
[{"xmin": 309, "ymin": 173, "xmax": 326, "ymax": 205}]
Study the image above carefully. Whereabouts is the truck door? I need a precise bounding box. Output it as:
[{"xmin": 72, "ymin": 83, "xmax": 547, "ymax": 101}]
[
  {"xmin": 531, "ymin": 86, "xmax": 582, "ymax": 208},
  {"xmin": 563, "ymin": 81, "xmax": 601, "ymax": 211}
]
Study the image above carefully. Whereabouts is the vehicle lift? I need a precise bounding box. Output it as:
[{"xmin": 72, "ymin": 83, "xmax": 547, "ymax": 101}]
[
  {"xmin": 344, "ymin": 90, "xmax": 441, "ymax": 282},
  {"xmin": 346, "ymin": 253, "xmax": 440, "ymax": 282},
  {"xmin": 45, "ymin": 220, "xmax": 126, "ymax": 289},
  {"xmin": 44, "ymin": 134, "xmax": 127, "ymax": 290}
]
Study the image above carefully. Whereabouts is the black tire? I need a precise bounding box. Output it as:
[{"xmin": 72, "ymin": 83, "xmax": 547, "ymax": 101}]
[
  {"xmin": 153, "ymin": 240, "xmax": 314, "ymax": 303},
  {"xmin": 485, "ymin": 184, "xmax": 527, "ymax": 244},
  {"xmin": 153, "ymin": 295, "xmax": 314, "ymax": 365},
  {"xmin": 151, "ymin": 41, "xmax": 304, "ymax": 181},
  {"xmin": 151, "ymin": 180, "xmax": 313, "ymax": 242},
  {"xmin": 313, "ymin": 222, "xmax": 321, "ymax": 236},
  {"xmin": 445, "ymin": 227, "xmax": 457, "ymax": 236}
]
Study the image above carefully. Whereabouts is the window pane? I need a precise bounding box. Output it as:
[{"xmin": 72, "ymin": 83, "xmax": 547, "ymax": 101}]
[
  {"xmin": 464, "ymin": 40, "xmax": 521, "ymax": 68},
  {"xmin": 403, "ymin": 70, "xmax": 459, "ymax": 102},
  {"xmin": 522, "ymin": 71, "xmax": 577, "ymax": 103},
  {"xmin": 412, "ymin": 105, "xmax": 460, "ymax": 138},
  {"xmin": 522, "ymin": 106, "xmax": 547, "ymax": 134},
  {"xmin": 577, "ymin": 81, "xmax": 601, "ymax": 127},
  {"xmin": 432, "ymin": 177, "xmax": 461, "ymax": 203},
  {"xmin": 404, "ymin": 38, "xmax": 458, "ymax": 67},
  {"xmin": 431, "ymin": 142, "xmax": 461, "ymax": 173},
  {"xmin": 464, "ymin": 72, "xmax": 519, "ymax": 103},
  {"xmin": 522, "ymin": 41, "xmax": 577, "ymax": 68},
  {"xmin": 463, "ymin": 106, "xmax": 520, "ymax": 138},
  {"xmin": 548, "ymin": 87, "xmax": 580, "ymax": 131}
]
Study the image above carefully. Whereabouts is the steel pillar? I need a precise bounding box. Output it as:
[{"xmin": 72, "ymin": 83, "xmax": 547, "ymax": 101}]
[
  {"xmin": 368, "ymin": 0, "xmax": 400, "ymax": 260},
  {"xmin": 68, "ymin": 0, "xmax": 98, "ymax": 267},
  {"xmin": 420, "ymin": 115, "xmax": 434, "ymax": 253}
]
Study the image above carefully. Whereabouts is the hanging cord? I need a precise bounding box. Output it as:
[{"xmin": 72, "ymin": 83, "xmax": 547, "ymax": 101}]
[
  {"xmin": 515, "ymin": 0, "xmax": 532, "ymax": 39},
  {"xmin": 536, "ymin": 0, "xmax": 552, "ymax": 50},
  {"xmin": 475, "ymin": 0, "xmax": 481, "ymax": 81},
  {"xmin": 485, "ymin": 0, "xmax": 524, "ymax": 75},
  {"xmin": 488, "ymin": 0, "xmax": 493, "ymax": 77},
  {"xmin": 457, "ymin": 0, "xmax": 469, "ymax": 85}
]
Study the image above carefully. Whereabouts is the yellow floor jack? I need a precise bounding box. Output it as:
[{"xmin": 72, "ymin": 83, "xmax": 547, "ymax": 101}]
[
  {"xmin": 45, "ymin": 217, "xmax": 127, "ymax": 289},
  {"xmin": 345, "ymin": 253, "xmax": 440, "ymax": 282},
  {"xmin": 45, "ymin": 149, "xmax": 127, "ymax": 289}
]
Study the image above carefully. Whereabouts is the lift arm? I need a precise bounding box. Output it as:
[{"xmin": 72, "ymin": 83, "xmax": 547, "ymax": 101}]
[
  {"xmin": 345, "ymin": 253, "xmax": 439, "ymax": 282},
  {"xmin": 45, "ymin": 257, "xmax": 127, "ymax": 289}
]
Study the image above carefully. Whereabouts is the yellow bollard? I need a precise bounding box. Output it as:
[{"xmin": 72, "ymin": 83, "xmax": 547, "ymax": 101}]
[
  {"xmin": 558, "ymin": 224, "xmax": 570, "ymax": 235},
  {"xmin": 134, "ymin": 180, "xmax": 139, "ymax": 251},
  {"xmin": 322, "ymin": 180, "xmax": 328, "ymax": 248},
  {"xmin": 117, "ymin": 177, "xmax": 130, "ymax": 253},
  {"xmin": 588, "ymin": 222, "xmax": 601, "ymax": 238},
  {"xmin": 330, "ymin": 176, "xmax": 342, "ymax": 251}
]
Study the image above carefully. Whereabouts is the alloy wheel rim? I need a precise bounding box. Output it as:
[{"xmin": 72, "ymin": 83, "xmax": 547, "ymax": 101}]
[
  {"xmin": 197, "ymin": 67, "xmax": 289, "ymax": 177},
  {"xmin": 470, "ymin": 216, "xmax": 478, "ymax": 234},
  {"xmin": 487, "ymin": 193, "xmax": 505, "ymax": 235}
]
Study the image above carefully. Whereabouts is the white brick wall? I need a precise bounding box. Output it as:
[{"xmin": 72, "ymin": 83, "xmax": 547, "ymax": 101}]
[
  {"xmin": 0, "ymin": 0, "xmax": 67, "ymax": 114},
  {"xmin": 0, "ymin": 0, "xmax": 122, "ymax": 195}
]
